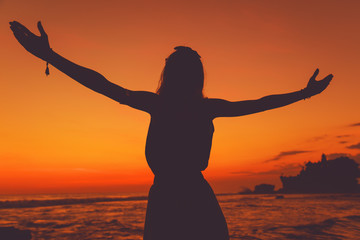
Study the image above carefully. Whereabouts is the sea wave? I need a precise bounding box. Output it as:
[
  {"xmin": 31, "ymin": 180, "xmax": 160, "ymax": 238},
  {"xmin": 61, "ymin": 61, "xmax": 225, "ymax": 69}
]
[
  {"xmin": 263, "ymin": 215, "xmax": 360, "ymax": 239},
  {"xmin": 19, "ymin": 218, "xmax": 144, "ymax": 236},
  {"xmin": 1, "ymin": 194, "xmax": 359, "ymax": 239}
]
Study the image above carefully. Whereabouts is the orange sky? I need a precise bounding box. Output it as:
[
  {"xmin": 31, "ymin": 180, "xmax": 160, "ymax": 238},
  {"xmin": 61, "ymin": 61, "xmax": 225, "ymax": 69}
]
[{"xmin": 1, "ymin": 0, "xmax": 360, "ymax": 194}]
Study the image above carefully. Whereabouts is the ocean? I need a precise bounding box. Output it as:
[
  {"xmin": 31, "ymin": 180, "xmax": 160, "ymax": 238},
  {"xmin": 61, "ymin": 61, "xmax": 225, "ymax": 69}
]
[{"xmin": 0, "ymin": 193, "xmax": 359, "ymax": 239}]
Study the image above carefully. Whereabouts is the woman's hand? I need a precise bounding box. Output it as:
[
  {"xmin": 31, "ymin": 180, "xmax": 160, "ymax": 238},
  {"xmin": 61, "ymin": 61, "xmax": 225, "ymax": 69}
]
[
  {"xmin": 304, "ymin": 69, "xmax": 333, "ymax": 98},
  {"xmin": 10, "ymin": 21, "xmax": 52, "ymax": 61}
]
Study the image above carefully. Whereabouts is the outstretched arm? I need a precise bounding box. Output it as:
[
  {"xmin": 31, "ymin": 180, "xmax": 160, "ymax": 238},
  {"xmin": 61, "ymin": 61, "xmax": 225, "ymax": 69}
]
[
  {"xmin": 9, "ymin": 21, "xmax": 156, "ymax": 113},
  {"xmin": 208, "ymin": 69, "xmax": 333, "ymax": 118}
]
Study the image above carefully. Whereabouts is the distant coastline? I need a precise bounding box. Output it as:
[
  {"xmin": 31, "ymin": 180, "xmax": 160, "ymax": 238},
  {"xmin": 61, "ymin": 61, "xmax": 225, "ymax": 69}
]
[{"xmin": 0, "ymin": 196, "xmax": 148, "ymax": 209}]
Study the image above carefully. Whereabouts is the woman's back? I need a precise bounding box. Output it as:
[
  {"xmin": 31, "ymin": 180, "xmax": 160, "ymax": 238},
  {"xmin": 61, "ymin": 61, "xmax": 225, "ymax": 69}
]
[{"xmin": 145, "ymin": 98, "xmax": 214, "ymax": 176}]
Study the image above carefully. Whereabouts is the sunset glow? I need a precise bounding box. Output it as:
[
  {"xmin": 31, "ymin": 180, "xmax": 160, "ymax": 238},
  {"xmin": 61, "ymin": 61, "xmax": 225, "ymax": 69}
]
[{"xmin": 1, "ymin": 0, "xmax": 359, "ymax": 194}]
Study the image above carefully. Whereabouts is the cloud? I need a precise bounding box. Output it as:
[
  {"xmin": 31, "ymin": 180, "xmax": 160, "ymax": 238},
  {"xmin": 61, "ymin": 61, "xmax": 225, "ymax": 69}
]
[
  {"xmin": 264, "ymin": 150, "xmax": 311, "ymax": 163},
  {"xmin": 308, "ymin": 134, "xmax": 328, "ymax": 142},
  {"xmin": 327, "ymin": 153, "xmax": 351, "ymax": 160},
  {"xmin": 327, "ymin": 153, "xmax": 360, "ymax": 164},
  {"xmin": 352, "ymin": 154, "xmax": 360, "ymax": 163},
  {"xmin": 339, "ymin": 141, "xmax": 348, "ymax": 144},
  {"xmin": 231, "ymin": 153, "xmax": 360, "ymax": 179},
  {"xmin": 347, "ymin": 143, "xmax": 360, "ymax": 149},
  {"xmin": 230, "ymin": 163, "xmax": 302, "ymax": 176},
  {"xmin": 19, "ymin": 168, "xmax": 102, "ymax": 173},
  {"xmin": 349, "ymin": 122, "xmax": 360, "ymax": 127},
  {"xmin": 259, "ymin": 163, "xmax": 302, "ymax": 176},
  {"xmin": 230, "ymin": 171, "xmax": 254, "ymax": 175},
  {"xmin": 336, "ymin": 135, "xmax": 352, "ymax": 138}
]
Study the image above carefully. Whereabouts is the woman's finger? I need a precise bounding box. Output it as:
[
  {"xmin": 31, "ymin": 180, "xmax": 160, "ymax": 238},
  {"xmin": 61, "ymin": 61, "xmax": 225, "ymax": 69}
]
[
  {"xmin": 37, "ymin": 21, "xmax": 47, "ymax": 38},
  {"xmin": 10, "ymin": 21, "xmax": 36, "ymax": 38},
  {"xmin": 310, "ymin": 68, "xmax": 319, "ymax": 81},
  {"xmin": 326, "ymin": 74, "xmax": 334, "ymax": 80},
  {"xmin": 10, "ymin": 25, "xmax": 24, "ymax": 36},
  {"xmin": 10, "ymin": 24, "xmax": 31, "ymax": 47}
]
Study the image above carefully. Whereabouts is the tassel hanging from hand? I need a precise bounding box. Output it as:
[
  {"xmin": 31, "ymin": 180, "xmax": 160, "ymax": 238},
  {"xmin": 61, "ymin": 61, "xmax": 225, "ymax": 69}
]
[{"xmin": 45, "ymin": 62, "xmax": 50, "ymax": 76}]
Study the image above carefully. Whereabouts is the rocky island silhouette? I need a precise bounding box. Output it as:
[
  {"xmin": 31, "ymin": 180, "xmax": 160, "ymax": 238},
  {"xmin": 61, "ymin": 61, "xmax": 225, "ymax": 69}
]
[
  {"xmin": 252, "ymin": 154, "xmax": 360, "ymax": 194},
  {"xmin": 279, "ymin": 154, "xmax": 360, "ymax": 194}
]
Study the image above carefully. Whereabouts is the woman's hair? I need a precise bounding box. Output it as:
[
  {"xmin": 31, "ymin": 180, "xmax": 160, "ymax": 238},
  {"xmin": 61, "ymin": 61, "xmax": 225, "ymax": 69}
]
[{"xmin": 156, "ymin": 46, "xmax": 204, "ymax": 99}]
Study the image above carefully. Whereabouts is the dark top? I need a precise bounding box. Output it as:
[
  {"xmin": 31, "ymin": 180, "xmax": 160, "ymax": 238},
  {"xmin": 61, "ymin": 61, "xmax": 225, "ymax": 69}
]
[
  {"xmin": 145, "ymin": 99, "xmax": 214, "ymax": 175},
  {"xmin": 117, "ymin": 90, "xmax": 224, "ymax": 176}
]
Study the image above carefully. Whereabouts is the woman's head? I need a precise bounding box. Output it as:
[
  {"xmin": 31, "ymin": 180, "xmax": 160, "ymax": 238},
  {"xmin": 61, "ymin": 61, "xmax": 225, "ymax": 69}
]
[{"xmin": 157, "ymin": 46, "xmax": 204, "ymax": 99}]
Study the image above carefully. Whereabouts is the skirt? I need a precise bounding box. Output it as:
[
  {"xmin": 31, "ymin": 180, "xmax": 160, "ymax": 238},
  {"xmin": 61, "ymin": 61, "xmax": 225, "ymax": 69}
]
[{"xmin": 143, "ymin": 172, "xmax": 229, "ymax": 240}]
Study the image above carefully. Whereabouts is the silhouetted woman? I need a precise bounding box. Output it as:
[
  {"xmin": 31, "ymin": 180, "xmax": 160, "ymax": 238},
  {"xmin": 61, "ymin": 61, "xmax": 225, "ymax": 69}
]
[{"xmin": 10, "ymin": 21, "xmax": 333, "ymax": 240}]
